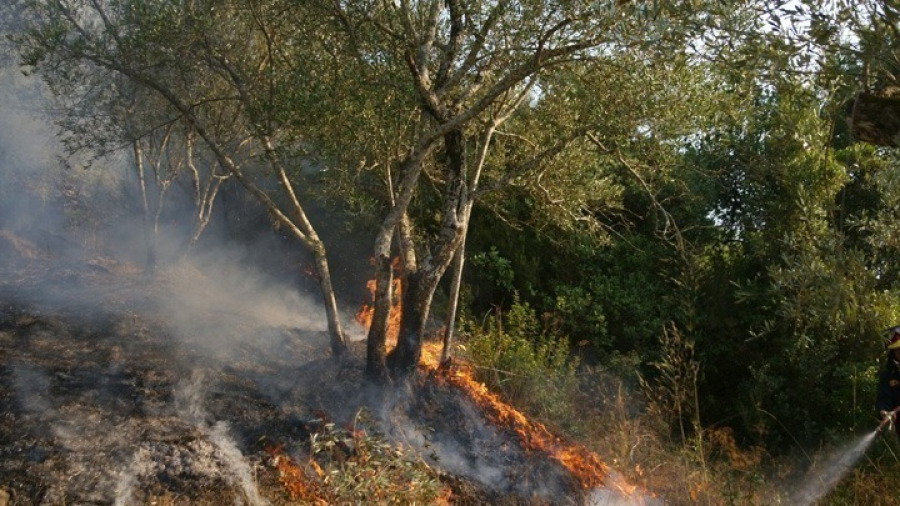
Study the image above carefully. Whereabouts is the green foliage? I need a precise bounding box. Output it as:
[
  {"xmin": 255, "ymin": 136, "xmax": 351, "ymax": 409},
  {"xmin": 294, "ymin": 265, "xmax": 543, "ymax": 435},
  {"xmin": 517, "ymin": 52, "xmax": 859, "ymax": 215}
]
[
  {"xmin": 17, "ymin": 0, "xmax": 900, "ymax": 494},
  {"xmin": 656, "ymin": 80, "xmax": 895, "ymax": 449},
  {"xmin": 642, "ymin": 324, "xmax": 702, "ymax": 447},
  {"xmin": 459, "ymin": 296, "xmax": 580, "ymax": 426},
  {"xmin": 469, "ymin": 246, "xmax": 515, "ymax": 295},
  {"xmin": 465, "ymin": 202, "xmax": 677, "ymax": 359},
  {"xmin": 547, "ymin": 285, "xmax": 609, "ymax": 348},
  {"xmin": 306, "ymin": 412, "xmax": 442, "ymax": 505}
]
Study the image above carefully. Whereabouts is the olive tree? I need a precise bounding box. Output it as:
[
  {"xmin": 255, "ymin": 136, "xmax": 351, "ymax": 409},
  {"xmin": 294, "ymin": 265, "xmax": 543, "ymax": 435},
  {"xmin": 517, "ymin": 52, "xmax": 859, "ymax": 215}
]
[
  {"xmin": 15, "ymin": 0, "xmax": 350, "ymax": 355},
  {"xmin": 313, "ymin": 0, "xmax": 737, "ymax": 379}
]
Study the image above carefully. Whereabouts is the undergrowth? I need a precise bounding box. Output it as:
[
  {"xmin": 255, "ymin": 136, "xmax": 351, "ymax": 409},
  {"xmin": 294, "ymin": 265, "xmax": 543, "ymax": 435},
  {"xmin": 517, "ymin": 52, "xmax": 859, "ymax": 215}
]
[
  {"xmin": 269, "ymin": 295, "xmax": 898, "ymax": 505},
  {"xmin": 271, "ymin": 410, "xmax": 444, "ymax": 505},
  {"xmin": 457, "ymin": 299, "xmax": 784, "ymax": 505},
  {"xmin": 823, "ymin": 436, "xmax": 900, "ymax": 505},
  {"xmin": 459, "ymin": 296, "xmax": 580, "ymax": 431}
]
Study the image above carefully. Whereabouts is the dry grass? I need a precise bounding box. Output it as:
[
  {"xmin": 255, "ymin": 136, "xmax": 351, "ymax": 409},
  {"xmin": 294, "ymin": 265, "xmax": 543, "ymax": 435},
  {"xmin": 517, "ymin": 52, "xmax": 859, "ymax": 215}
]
[{"xmin": 0, "ymin": 229, "xmax": 45, "ymax": 260}]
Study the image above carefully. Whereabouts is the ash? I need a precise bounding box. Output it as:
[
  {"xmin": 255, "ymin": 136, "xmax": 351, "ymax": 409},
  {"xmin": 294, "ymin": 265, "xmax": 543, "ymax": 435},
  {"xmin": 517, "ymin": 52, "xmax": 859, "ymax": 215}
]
[
  {"xmin": 0, "ymin": 242, "xmax": 611, "ymax": 505},
  {"xmin": 0, "ymin": 255, "xmax": 322, "ymax": 505}
]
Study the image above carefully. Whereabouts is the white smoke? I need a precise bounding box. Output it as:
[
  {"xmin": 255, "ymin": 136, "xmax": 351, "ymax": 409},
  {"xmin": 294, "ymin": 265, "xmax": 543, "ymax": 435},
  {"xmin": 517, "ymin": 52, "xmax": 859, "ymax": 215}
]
[
  {"xmin": 587, "ymin": 484, "xmax": 665, "ymax": 506},
  {"xmin": 175, "ymin": 375, "xmax": 268, "ymax": 506},
  {"xmin": 113, "ymin": 459, "xmax": 138, "ymax": 506},
  {"xmin": 208, "ymin": 421, "xmax": 267, "ymax": 506}
]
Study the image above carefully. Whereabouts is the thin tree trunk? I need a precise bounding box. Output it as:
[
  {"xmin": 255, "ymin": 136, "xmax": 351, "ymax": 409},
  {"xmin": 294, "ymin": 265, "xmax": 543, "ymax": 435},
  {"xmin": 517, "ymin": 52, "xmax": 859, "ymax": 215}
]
[
  {"xmin": 260, "ymin": 136, "xmax": 348, "ymax": 358},
  {"xmin": 438, "ymin": 117, "xmax": 500, "ymax": 362},
  {"xmin": 133, "ymin": 140, "xmax": 157, "ymax": 277},
  {"xmin": 438, "ymin": 127, "xmax": 473, "ymax": 364},
  {"xmin": 127, "ymin": 73, "xmax": 349, "ymax": 357},
  {"xmin": 178, "ymin": 132, "xmax": 226, "ymax": 257},
  {"xmin": 441, "ymin": 231, "xmax": 466, "ymax": 364},
  {"xmin": 310, "ymin": 241, "xmax": 347, "ymax": 357}
]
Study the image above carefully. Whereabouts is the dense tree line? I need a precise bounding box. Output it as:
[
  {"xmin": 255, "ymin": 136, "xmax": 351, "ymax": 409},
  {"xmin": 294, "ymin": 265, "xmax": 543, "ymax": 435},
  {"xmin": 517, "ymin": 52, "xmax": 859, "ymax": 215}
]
[{"xmin": 8, "ymin": 0, "xmax": 900, "ymax": 450}]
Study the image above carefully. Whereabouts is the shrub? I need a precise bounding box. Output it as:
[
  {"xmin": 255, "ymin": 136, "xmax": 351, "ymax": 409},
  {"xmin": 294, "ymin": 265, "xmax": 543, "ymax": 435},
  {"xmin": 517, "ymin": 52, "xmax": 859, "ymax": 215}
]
[
  {"xmin": 459, "ymin": 296, "xmax": 580, "ymax": 428},
  {"xmin": 277, "ymin": 410, "xmax": 443, "ymax": 505}
]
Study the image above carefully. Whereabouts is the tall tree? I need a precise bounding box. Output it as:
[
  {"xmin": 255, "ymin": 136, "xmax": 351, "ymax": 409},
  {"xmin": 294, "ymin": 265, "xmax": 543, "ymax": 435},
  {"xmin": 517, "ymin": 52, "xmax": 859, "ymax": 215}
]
[{"xmin": 317, "ymin": 0, "xmax": 726, "ymax": 379}]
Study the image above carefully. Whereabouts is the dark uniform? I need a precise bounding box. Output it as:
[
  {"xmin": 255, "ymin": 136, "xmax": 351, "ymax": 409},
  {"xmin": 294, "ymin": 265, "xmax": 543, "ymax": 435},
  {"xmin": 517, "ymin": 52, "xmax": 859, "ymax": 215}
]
[
  {"xmin": 877, "ymin": 360, "xmax": 900, "ymax": 428},
  {"xmin": 877, "ymin": 326, "xmax": 900, "ymax": 433}
]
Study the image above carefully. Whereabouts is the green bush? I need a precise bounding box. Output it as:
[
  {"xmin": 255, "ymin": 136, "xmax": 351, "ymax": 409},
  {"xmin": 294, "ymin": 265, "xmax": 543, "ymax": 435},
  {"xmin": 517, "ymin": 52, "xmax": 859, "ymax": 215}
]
[{"xmin": 459, "ymin": 296, "xmax": 580, "ymax": 427}]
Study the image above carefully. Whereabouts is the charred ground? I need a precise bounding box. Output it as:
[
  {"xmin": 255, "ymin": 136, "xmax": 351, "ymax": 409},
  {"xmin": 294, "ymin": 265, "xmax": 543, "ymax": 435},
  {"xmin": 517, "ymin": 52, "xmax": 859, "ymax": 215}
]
[{"xmin": 0, "ymin": 231, "xmax": 611, "ymax": 505}]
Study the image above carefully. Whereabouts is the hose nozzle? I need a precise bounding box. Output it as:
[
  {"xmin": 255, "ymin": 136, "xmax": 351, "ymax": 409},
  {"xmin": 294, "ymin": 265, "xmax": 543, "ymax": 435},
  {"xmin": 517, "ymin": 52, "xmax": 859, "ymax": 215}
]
[{"xmin": 879, "ymin": 409, "xmax": 899, "ymax": 433}]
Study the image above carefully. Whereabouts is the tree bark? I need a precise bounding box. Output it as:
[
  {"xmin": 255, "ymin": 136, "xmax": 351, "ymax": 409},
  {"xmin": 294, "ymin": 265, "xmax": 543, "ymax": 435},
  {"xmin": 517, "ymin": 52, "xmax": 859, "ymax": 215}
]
[
  {"xmin": 178, "ymin": 132, "xmax": 226, "ymax": 258},
  {"xmin": 388, "ymin": 129, "xmax": 468, "ymax": 376},
  {"xmin": 365, "ymin": 254, "xmax": 392, "ymax": 382},
  {"xmin": 365, "ymin": 139, "xmax": 438, "ymax": 375},
  {"xmin": 133, "ymin": 141, "xmax": 157, "ymax": 277},
  {"xmin": 387, "ymin": 269, "xmax": 431, "ymax": 375},
  {"xmin": 441, "ymin": 231, "xmax": 466, "ymax": 364},
  {"xmin": 851, "ymin": 92, "xmax": 900, "ymax": 147}
]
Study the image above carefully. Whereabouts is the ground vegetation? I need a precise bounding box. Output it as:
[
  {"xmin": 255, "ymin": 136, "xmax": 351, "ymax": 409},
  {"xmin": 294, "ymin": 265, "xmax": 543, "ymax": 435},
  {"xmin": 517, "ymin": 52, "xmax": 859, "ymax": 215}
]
[{"xmin": 7, "ymin": 0, "xmax": 900, "ymax": 503}]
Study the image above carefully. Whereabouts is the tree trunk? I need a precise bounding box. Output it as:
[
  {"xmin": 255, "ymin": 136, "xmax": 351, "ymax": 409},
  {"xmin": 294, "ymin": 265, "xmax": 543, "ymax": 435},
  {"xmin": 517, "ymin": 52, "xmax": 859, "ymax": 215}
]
[
  {"xmin": 365, "ymin": 254, "xmax": 392, "ymax": 382},
  {"xmin": 365, "ymin": 141, "xmax": 437, "ymax": 376},
  {"xmin": 851, "ymin": 92, "xmax": 900, "ymax": 147},
  {"xmin": 133, "ymin": 141, "xmax": 157, "ymax": 277},
  {"xmin": 127, "ymin": 76, "xmax": 349, "ymax": 357},
  {"xmin": 177, "ymin": 133, "xmax": 225, "ymax": 258},
  {"xmin": 387, "ymin": 269, "xmax": 432, "ymax": 375},
  {"xmin": 441, "ymin": 230, "xmax": 466, "ymax": 364},
  {"xmin": 388, "ymin": 130, "xmax": 469, "ymax": 376},
  {"xmin": 310, "ymin": 241, "xmax": 348, "ymax": 357}
]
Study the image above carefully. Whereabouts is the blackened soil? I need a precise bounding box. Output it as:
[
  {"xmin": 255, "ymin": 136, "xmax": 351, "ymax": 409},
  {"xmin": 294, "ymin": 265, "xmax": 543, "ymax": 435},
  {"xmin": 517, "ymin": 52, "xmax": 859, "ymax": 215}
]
[{"xmin": 0, "ymin": 255, "xmax": 583, "ymax": 505}]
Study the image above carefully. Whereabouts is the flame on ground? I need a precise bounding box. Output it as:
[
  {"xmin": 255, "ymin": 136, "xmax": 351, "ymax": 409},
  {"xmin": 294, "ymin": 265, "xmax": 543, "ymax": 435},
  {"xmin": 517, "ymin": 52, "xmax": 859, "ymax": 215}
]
[
  {"xmin": 355, "ymin": 269, "xmax": 648, "ymax": 502},
  {"xmin": 419, "ymin": 342, "xmax": 640, "ymax": 499},
  {"xmin": 264, "ymin": 445, "xmax": 328, "ymax": 505}
]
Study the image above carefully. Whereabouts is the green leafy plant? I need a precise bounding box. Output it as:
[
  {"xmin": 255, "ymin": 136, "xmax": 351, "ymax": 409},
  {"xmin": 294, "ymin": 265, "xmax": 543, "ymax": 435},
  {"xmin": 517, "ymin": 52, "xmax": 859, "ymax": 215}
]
[
  {"xmin": 460, "ymin": 296, "xmax": 580, "ymax": 426},
  {"xmin": 306, "ymin": 411, "xmax": 442, "ymax": 505}
]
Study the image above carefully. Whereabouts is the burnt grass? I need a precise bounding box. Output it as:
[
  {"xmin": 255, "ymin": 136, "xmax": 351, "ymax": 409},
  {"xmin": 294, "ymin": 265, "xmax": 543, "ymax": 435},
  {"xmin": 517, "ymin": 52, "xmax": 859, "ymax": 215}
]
[{"xmin": 0, "ymin": 252, "xmax": 592, "ymax": 505}]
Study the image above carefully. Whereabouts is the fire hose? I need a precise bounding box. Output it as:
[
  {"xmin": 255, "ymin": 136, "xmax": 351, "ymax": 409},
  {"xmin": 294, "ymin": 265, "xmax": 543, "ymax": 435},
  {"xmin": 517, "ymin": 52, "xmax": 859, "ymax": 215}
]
[{"xmin": 878, "ymin": 406, "xmax": 900, "ymax": 433}]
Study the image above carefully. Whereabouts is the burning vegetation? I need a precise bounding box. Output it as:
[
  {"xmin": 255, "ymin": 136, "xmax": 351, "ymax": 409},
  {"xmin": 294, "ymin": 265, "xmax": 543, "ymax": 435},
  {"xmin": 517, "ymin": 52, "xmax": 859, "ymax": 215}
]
[
  {"xmin": 0, "ymin": 234, "xmax": 652, "ymax": 505},
  {"xmin": 418, "ymin": 343, "xmax": 647, "ymax": 503},
  {"xmin": 355, "ymin": 257, "xmax": 404, "ymax": 346},
  {"xmin": 423, "ymin": 344, "xmax": 610, "ymax": 489},
  {"xmin": 352, "ymin": 264, "xmax": 649, "ymax": 503}
]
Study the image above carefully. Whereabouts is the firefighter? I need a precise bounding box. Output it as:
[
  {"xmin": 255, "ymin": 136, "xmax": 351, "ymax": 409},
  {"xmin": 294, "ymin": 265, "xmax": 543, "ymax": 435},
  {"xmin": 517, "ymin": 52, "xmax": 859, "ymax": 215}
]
[{"xmin": 877, "ymin": 325, "xmax": 900, "ymax": 433}]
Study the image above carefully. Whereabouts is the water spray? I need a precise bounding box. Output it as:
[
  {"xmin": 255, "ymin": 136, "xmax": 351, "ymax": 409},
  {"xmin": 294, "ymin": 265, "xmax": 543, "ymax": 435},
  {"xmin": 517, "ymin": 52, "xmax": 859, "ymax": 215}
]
[{"xmin": 790, "ymin": 406, "xmax": 900, "ymax": 505}]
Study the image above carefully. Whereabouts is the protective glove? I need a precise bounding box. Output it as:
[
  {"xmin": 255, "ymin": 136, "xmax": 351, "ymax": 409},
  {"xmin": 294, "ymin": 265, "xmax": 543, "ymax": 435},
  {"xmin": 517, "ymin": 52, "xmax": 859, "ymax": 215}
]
[{"xmin": 882, "ymin": 410, "xmax": 897, "ymax": 432}]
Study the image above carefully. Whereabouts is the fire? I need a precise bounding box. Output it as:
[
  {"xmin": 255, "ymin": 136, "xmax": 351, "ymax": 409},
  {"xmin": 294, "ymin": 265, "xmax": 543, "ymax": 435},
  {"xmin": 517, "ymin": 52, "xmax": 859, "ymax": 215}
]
[
  {"xmin": 265, "ymin": 445, "xmax": 328, "ymax": 505},
  {"xmin": 420, "ymin": 342, "xmax": 644, "ymax": 500},
  {"xmin": 355, "ymin": 257, "xmax": 403, "ymax": 345},
  {"xmin": 355, "ymin": 271, "xmax": 645, "ymax": 502}
]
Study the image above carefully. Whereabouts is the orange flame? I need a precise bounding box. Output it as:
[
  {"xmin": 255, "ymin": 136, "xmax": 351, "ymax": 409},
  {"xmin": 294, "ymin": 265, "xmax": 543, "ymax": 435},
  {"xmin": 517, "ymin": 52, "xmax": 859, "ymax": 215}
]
[
  {"xmin": 355, "ymin": 269, "xmax": 644, "ymax": 501},
  {"xmin": 355, "ymin": 257, "xmax": 403, "ymax": 346},
  {"xmin": 420, "ymin": 342, "xmax": 641, "ymax": 499},
  {"xmin": 265, "ymin": 445, "xmax": 328, "ymax": 505}
]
